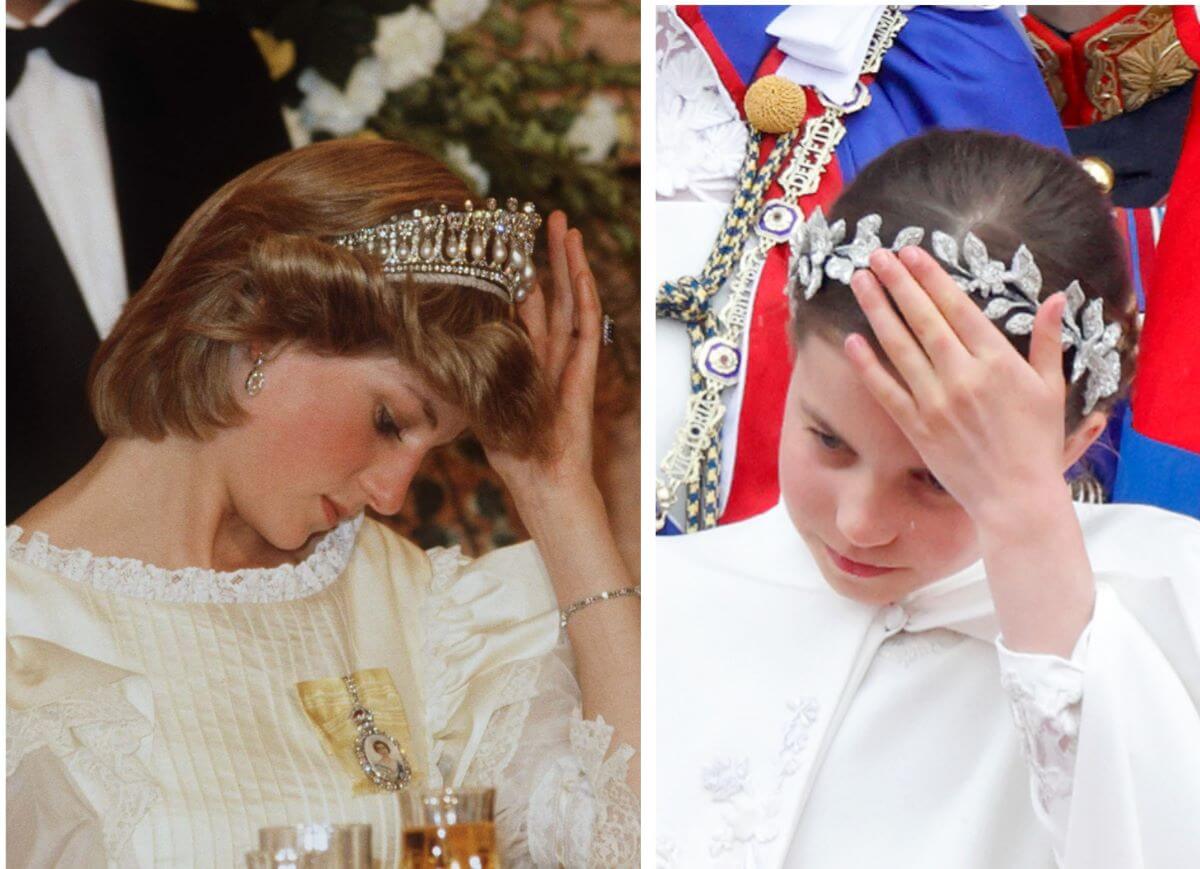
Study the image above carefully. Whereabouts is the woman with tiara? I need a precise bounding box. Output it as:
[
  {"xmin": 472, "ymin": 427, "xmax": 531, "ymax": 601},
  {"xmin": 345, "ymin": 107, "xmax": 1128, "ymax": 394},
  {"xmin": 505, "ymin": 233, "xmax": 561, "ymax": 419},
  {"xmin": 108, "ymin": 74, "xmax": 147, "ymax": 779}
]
[
  {"xmin": 7, "ymin": 139, "xmax": 639, "ymax": 867},
  {"xmin": 656, "ymin": 129, "xmax": 1200, "ymax": 868}
]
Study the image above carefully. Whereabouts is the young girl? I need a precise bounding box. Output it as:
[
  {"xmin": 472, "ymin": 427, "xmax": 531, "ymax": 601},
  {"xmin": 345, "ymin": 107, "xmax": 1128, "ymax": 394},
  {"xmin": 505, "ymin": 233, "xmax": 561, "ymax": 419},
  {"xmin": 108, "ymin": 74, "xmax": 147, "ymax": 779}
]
[{"xmin": 657, "ymin": 129, "xmax": 1200, "ymax": 868}]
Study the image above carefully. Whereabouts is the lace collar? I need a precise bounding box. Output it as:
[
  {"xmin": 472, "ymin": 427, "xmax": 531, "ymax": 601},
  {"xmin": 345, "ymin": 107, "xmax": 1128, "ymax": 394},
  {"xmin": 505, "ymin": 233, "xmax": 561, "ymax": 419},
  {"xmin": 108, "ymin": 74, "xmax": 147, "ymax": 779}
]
[{"xmin": 6, "ymin": 515, "xmax": 364, "ymax": 604}]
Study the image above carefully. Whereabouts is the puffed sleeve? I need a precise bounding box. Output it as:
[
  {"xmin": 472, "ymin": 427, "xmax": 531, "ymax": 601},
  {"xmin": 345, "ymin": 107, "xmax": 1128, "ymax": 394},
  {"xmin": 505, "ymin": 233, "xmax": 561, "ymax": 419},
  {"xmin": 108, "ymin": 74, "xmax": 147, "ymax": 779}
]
[
  {"xmin": 996, "ymin": 581, "xmax": 1200, "ymax": 868},
  {"xmin": 420, "ymin": 544, "xmax": 639, "ymax": 868},
  {"xmin": 7, "ymin": 636, "xmax": 159, "ymax": 868}
]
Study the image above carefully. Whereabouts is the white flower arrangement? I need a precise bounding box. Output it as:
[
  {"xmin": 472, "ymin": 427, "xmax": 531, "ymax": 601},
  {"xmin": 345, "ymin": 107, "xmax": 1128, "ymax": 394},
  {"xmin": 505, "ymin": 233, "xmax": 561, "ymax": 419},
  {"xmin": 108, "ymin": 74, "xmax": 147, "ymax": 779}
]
[
  {"xmin": 431, "ymin": 0, "xmax": 490, "ymax": 33},
  {"xmin": 373, "ymin": 6, "xmax": 447, "ymax": 91},
  {"xmin": 566, "ymin": 93, "xmax": 621, "ymax": 164},
  {"xmin": 444, "ymin": 142, "xmax": 490, "ymax": 194},
  {"xmin": 296, "ymin": 5, "xmax": 447, "ymax": 136},
  {"xmin": 297, "ymin": 57, "xmax": 386, "ymax": 136}
]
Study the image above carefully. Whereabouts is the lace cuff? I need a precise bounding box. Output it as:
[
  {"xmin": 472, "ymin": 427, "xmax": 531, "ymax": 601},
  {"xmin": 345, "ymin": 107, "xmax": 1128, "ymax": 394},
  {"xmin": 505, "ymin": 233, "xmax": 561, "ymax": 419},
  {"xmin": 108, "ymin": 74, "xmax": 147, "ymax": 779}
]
[
  {"xmin": 419, "ymin": 542, "xmax": 638, "ymax": 866},
  {"xmin": 996, "ymin": 624, "xmax": 1092, "ymax": 852},
  {"xmin": 464, "ymin": 643, "xmax": 639, "ymax": 868},
  {"xmin": 526, "ymin": 714, "xmax": 639, "ymax": 869}
]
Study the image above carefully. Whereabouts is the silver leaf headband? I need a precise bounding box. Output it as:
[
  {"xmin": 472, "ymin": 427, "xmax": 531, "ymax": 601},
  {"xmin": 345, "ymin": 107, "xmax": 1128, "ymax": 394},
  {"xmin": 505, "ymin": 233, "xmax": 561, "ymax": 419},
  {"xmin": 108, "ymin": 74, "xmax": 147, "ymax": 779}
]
[{"xmin": 783, "ymin": 205, "xmax": 1122, "ymax": 414}]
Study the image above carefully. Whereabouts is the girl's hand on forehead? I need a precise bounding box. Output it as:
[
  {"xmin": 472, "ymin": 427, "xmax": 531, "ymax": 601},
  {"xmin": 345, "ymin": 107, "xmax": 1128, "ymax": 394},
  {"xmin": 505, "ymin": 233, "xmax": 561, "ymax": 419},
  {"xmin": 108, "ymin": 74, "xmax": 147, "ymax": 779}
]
[
  {"xmin": 843, "ymin": 245, "xmax": 1071, "ymax": 530},
  {"xmin": 846, "ymin": 245, "xmax": 1099, "ymax": 657}
]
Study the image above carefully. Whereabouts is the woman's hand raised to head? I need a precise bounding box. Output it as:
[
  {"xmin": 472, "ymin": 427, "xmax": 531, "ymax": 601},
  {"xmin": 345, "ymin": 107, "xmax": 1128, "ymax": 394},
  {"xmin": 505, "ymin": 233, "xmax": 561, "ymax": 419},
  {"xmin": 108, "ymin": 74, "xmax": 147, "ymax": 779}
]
[
  {"xmin": 487, "ymin": 212, "xmax": 640, "ymax": 787},
  {"xmin": 487, "ymin": 210, "xmax": 603, "ymax": 510}
]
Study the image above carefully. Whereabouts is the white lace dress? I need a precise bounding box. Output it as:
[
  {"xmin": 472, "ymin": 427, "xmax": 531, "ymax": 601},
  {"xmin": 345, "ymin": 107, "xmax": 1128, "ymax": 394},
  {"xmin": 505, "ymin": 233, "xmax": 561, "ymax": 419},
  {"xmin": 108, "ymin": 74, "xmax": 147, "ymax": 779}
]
[{"xmin": 6, "ymin": 517, "xmax": 638, "ymax": 867}]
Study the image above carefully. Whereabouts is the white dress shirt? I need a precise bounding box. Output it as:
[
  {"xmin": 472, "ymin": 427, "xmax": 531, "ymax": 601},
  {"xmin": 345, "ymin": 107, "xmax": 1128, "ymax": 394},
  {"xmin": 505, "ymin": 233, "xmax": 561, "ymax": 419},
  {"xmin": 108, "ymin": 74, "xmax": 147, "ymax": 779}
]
[{"xmin": 8, "ymin": 0, "xmax": 130, "ymax": 339}]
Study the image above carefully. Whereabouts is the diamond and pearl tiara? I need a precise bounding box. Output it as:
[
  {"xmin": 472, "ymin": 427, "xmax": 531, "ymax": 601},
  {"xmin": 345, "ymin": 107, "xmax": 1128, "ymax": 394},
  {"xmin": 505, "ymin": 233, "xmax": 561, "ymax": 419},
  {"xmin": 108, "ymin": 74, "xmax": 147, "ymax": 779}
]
[
  {"xmin": 777, "ymin": 204, "xmax": 1123, "ymax": 414},
  {"xmin": 334, "ymin": 197, "xmax": 541, "ymax": 304}
]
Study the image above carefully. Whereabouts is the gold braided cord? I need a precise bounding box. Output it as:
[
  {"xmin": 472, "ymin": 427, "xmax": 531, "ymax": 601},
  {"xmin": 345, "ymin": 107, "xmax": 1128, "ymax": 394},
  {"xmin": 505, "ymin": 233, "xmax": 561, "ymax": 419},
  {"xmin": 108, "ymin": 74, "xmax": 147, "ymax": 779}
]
[
  {"xmin": 699, "ymin": 132, "xmax": 765, "ymax": 289},
  {"xmin": 658, "ymin": 131, "xmax": 798, "ymax": 527},
  {"xmin": 657, "ymin": 7, "xmax": 909, "ymax": 532}
]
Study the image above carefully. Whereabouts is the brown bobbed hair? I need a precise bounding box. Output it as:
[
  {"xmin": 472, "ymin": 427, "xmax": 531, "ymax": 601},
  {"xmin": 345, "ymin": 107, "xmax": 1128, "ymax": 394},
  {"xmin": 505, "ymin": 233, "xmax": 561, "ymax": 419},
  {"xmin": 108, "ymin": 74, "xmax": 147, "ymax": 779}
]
[
  {"xmin": 789, "ymin": 128, "xmax": 1138, "ymax": 430},
  {"xmin": 89, "ymin": 139, "xmax": 549, "ymax": 454}
]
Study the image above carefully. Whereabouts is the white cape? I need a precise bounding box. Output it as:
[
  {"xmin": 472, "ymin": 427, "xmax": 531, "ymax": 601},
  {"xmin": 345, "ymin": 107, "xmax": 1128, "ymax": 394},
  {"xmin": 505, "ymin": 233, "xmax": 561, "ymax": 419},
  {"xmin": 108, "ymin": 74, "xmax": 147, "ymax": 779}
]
[{"xmin": 656, "ymin": 501, "xmax": 1200, "ymax": 868}]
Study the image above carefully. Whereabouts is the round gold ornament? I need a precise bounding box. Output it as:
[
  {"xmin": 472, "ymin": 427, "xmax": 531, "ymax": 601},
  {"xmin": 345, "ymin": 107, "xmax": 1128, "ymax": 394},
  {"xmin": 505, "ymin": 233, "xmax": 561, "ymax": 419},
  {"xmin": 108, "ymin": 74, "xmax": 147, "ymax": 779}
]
[
  {"xmin": 1079, "ymin": 156, "xmax": 1115, "ymax": 194},
  {"xmin": 743, "ymin": 75, "xmax": 807, "ymax": 134}
]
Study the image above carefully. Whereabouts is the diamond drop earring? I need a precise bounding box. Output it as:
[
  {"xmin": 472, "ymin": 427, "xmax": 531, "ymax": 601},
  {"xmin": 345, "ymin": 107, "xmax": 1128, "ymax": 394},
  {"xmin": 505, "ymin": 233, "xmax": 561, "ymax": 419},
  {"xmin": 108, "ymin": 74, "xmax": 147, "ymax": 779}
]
[{"xmin": 245, "ymin": 353, "xmax": 266, "ymax": 396}]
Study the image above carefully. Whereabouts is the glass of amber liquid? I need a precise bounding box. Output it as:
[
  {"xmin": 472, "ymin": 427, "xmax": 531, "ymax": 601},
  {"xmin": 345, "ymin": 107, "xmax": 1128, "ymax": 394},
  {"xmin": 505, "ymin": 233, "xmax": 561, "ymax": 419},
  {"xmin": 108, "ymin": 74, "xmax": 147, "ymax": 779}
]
[{"xmin": 400, "ymin": 787, "xmax": 499, "ymax": 869}]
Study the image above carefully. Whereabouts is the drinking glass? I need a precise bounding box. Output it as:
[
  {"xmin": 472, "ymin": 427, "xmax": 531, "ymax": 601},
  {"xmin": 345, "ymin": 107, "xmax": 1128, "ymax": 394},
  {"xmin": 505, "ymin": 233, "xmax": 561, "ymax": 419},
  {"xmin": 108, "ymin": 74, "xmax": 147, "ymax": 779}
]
[
  {"xmin": 247, "ymin": 822, "xmax": 372, "ymax": 868},
  {"xmin": 400, "ymin": 787, "xmax": 499, "ymax": 869}
]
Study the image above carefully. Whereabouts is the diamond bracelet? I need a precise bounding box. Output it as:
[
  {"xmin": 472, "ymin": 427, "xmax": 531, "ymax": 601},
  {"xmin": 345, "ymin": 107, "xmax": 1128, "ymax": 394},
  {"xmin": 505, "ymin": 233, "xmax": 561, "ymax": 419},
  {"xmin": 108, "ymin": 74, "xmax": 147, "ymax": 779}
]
[{"xmin": 560, "ymin": 586, "xmax": 641, "ymax": 630}]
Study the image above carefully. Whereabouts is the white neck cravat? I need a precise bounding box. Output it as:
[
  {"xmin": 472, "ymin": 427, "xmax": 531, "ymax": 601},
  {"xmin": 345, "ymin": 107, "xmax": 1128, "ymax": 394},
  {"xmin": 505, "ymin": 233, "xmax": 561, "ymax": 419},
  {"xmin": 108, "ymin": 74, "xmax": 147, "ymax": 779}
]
[
  {"xmin": 767, "ymin": 6, "xmax": 886, "ymax": 104},
  {"xmin": 766, "ymin": 6, "xmax": 1028, "ymax": 104}
]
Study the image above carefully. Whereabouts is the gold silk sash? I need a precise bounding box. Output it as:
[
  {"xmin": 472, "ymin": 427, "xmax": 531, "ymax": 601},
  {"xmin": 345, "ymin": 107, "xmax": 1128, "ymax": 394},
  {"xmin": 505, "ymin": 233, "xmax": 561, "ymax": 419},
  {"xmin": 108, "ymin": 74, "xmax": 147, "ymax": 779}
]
[{"xmin": 297, "ymin": 667, "xmax": 422, "ymax": 795}]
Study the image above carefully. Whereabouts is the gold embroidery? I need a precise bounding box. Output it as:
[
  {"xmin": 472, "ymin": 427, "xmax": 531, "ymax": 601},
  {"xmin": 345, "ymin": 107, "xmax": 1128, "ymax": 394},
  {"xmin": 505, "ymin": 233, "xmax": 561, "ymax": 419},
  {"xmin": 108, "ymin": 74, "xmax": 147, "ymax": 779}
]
[
  {"xmin": 1027, "ymin": 27, "xmax": 1069, "ymax": 114},
  {"xmin": 298, "ymin": 668, "xmax": 422, "ymax": 795},
  {"xmin": 1084, "ymin": 6, "xmax": 1198, "ymax": 120},
  {"xmin": 1117, "ymin": 17, "xmax": 1197, "ymax": 111}
]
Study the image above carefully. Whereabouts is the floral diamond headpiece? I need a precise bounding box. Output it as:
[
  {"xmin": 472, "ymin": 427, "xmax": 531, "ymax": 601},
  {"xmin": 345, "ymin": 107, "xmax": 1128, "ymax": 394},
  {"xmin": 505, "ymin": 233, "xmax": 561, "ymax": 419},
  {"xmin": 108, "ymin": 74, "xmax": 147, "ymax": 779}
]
[{"xmin": 784, "ymin": 206, "xmax": 1122, "ymax": 414}]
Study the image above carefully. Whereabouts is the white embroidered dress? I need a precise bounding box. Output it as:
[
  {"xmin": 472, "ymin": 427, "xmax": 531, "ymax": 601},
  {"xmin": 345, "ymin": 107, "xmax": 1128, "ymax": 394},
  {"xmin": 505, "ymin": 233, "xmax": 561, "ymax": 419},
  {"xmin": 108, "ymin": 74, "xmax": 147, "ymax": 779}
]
[
  {"xmin": 656, "ymin": 502, "xmax": 1200, "ymax": 868},
  {"xmin": 7, "ymin": 517, "xmax": 638, "ymax": 867}
]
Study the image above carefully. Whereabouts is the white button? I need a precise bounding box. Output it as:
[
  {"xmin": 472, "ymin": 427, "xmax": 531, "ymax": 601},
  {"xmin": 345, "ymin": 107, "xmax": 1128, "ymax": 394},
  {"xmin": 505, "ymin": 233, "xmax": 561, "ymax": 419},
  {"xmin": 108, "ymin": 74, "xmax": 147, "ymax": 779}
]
[{"xmin": 883, "ymin": 604, "xmax": 908, "ymax": 632}]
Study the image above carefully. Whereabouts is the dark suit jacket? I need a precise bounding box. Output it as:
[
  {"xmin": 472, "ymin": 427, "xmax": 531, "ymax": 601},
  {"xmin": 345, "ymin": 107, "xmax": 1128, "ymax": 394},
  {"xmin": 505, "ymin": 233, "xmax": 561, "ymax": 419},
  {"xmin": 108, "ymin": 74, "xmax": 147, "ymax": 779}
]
[{"xmin": 7, "ymin": 0, "xmax": 291, "ymax": 520}]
